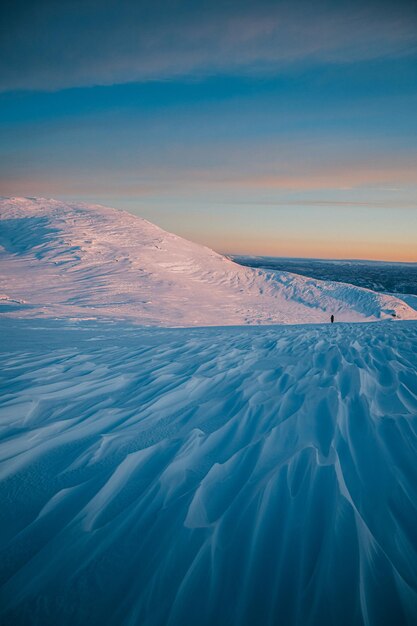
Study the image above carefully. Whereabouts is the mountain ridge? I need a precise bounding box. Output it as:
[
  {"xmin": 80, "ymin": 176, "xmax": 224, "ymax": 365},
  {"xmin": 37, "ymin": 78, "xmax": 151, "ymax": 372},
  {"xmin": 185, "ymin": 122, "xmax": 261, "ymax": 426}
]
[{"xmin": 1, "ymin": 197, "xmax": 415, "ymax": 326}]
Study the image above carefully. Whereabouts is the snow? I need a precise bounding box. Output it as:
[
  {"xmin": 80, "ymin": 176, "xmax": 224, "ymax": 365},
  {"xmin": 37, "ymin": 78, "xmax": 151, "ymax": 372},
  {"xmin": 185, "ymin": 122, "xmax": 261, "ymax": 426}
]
[
  {"xmin": 1, "ymin": 197, "xmax": 417, "ymax": 625},
  {"xmin": 1, "ymin": 318, "xmax": 417, "ymax": 625},
  {"xmin": 1, "ymin": 197, "xmax": 415, "ymax": 325},
  {"xmin": 395, "ymin": 293, "xmax": 417, "ymax": 312}
]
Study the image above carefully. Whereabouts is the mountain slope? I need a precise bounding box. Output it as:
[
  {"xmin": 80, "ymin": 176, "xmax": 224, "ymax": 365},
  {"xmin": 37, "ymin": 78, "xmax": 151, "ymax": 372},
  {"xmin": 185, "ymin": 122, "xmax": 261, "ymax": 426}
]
[{"xmin": 0, "ymin": 197, "xmax": 415, "ymax": 325}]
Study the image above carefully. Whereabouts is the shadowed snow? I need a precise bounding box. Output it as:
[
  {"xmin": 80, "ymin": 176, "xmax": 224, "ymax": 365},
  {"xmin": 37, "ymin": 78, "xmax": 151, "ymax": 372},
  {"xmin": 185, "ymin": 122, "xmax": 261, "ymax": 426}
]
[{"xmin": 0, "ymin": 319, "xmax": 417, "ymax": 625}]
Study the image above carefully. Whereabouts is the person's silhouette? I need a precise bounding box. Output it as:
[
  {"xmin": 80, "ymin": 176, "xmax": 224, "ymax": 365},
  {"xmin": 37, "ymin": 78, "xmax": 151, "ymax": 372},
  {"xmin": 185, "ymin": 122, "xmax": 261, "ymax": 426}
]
[{"xmin": 331, "ymin": 315, "xmax": 334, "ymax": 323}]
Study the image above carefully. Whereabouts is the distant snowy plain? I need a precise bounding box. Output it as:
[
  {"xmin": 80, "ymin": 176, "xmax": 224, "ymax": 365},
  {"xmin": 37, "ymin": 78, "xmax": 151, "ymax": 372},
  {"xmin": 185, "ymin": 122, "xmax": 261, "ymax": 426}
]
[
  {"xmin": 1, "ymin": 198, "xmax": 417, "ymax": 625},
  {"xmin": 232, "ymin": 256, "xmax": 417, "ymax": 296}
]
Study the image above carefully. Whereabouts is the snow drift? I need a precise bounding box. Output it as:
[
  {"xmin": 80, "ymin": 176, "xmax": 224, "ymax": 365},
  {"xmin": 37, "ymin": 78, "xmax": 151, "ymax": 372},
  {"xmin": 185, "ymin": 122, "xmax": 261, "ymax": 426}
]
[
  {"xmin": 1, "ymin": 197, "xmax": 415, "ymax": 325},
  {"xmin": 0, "ymin": 318, "xmax": 417, "ymax": 625}
]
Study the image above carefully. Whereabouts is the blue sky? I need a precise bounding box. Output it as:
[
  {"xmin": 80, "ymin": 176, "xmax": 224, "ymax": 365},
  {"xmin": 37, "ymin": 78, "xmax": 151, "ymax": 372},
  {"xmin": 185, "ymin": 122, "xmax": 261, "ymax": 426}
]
[{"xmin": 1, "ymin": 0, "xmax": 417, "ymax": 260}]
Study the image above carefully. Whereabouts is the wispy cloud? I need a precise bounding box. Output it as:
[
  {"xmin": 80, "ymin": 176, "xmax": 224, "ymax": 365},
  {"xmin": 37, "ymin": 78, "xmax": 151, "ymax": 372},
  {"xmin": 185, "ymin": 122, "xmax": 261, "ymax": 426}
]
[
  {"xmin": 1, "ymin": 0, "xmax": 416, "ymax": 92},
  {"xmin": 2, "ymin": 156, "xmax": 416, "ymax": 203},
  {"xmin": 228, "ymin": 166, "xmax": 417, "ymax": 191}
]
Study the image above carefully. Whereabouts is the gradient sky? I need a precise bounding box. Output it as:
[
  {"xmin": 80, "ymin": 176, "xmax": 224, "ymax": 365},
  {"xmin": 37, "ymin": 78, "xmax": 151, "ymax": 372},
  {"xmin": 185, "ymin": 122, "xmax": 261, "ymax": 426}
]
[{"xmin": 1, "ymin": 0, "xmax": 417, "ymax": 261}]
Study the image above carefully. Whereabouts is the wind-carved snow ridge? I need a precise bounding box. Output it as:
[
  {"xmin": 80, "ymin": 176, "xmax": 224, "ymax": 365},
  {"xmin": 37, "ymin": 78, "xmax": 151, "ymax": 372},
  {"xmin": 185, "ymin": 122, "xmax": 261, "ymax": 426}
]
[
  {"xmin": 1, "ymin": 197, "xmax": 415, "ymax": 325},
  {"xmin": 1, "ymin": 319, "xmax": 417, "ymax": 625}
]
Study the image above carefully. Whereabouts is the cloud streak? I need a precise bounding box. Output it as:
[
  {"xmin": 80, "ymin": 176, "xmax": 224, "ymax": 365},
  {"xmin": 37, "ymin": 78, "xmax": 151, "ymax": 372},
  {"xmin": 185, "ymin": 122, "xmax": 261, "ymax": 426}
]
[
  {"xmin": 1, "ymin": 0, "xmax": 417, "ymax": 92},
  {"xmin": 2, "ymin": 156, "xmax": 416, "ymax": 201}
]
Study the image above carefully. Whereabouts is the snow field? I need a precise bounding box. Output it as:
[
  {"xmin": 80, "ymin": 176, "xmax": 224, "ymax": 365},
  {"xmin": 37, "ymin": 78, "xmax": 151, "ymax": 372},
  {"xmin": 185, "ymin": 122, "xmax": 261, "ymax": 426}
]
[{"xmin": 0, "ymin": 319, "xmax": 417, "ymax": 625}]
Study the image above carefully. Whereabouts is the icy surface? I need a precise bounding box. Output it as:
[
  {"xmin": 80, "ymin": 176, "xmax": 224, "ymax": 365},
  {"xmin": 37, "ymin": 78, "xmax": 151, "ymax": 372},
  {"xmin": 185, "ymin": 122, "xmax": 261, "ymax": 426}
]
[
  {"xmin": 1, "ymin": 318, "xmax": 417, "ymax": 625},
  {"xmin": 1, "ymin": 197, "xmax": 415, "ymax": 325}
]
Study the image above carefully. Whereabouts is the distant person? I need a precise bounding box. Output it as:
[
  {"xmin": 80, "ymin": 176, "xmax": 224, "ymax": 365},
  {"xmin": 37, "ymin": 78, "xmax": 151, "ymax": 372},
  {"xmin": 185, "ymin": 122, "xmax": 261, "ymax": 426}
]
[{"xmin": 330, "ymin": 315, "xmax": 334, "ymax": 324}]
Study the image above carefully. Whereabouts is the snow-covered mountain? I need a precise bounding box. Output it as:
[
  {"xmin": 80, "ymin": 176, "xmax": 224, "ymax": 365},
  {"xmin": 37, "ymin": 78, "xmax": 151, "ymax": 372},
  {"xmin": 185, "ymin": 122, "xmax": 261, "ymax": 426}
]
[
  {"xmin": 1, "ymin": 197, "xmax": 417, "ymax": 625},
  {"xmin": 1, "ymin": 197, "xmax": 415, "ymax": 325}
]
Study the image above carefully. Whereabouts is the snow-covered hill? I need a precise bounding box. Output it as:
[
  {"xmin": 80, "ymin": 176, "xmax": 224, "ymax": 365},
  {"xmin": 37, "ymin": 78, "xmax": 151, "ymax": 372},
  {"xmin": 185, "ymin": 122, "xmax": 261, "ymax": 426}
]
[
  {"xmin": 1, "ymin": 318, "xmax": 417, "ymax": 625},
  {"xmin": 1, "ymin": 197, "xmax": 415, "ymax": 325},
  {"xmin": 1, "ymin": 198, "xmax": 417, "ymax": 625}
]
